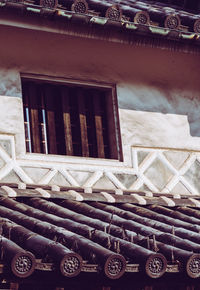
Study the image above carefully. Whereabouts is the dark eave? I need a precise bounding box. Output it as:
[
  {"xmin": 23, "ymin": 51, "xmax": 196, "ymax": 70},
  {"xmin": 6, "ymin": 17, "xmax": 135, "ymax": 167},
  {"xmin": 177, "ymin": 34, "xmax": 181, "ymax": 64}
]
[
  {"xmin": 1, "ymin": 184, "xmax": 200, "ymax": 282},
  {"xmin": 1, "ymin": 0, "xmax": 200, "ymax": 53}
]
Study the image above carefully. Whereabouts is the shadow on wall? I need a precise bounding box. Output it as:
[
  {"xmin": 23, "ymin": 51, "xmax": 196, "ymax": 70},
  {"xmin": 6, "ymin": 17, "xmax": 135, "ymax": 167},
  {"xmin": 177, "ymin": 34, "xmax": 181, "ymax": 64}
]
[{"xmin": 117, "ymin": 83, "xmax": 200, "ymax": 137}]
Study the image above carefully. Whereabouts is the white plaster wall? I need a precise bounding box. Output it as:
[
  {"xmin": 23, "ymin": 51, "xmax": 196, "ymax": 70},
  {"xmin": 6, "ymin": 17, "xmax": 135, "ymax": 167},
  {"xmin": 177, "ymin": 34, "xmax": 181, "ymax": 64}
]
[
  {"xmin": 0, "ymin": 24, "xmax": 199, "ymax": 163},
  {"xmin": 118, "ymin": 84, "xmax": 200, "ymax": 159},
  {"xmin": 0, "ymin": 96, "xmax": 25, "ymax": 156}
]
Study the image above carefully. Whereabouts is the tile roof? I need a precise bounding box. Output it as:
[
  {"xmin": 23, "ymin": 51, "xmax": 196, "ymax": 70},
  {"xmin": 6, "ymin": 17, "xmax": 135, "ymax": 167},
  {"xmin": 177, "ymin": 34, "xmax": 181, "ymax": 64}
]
[
  {"xmin": 1, "ymin": 0, "xmax": 200, "ymax": 53},
  {"xmin": 1, "ymin": 184, "xmax": 200, "ymax": 282}
]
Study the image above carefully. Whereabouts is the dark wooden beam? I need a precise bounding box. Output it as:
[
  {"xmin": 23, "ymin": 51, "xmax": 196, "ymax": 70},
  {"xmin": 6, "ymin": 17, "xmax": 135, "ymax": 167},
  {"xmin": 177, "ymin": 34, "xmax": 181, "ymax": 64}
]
[
  {"xmin": 93, "ymin": 91, "xmax": 105, "ymax": 158},
  {"xmin": 44, "ymin": 86, "xmax": 57, "ymax": 154},
  {"xmin": 78, "ymin": 89, "xmax": 89, "ymax": 157},
  {"xmin": 61, "ymin": 87, "xmax": 73, "ymax": 156},
  {"xmin": 28, "ymin": 84, "xmax": 41, "ymax": 153}
]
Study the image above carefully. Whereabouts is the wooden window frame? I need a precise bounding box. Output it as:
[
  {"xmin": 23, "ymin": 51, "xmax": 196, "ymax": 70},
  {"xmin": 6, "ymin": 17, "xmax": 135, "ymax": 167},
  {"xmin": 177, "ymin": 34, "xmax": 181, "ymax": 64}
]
[{"xmin": 21, "ymin": 75, "xmax": 123, "ymax": 161}]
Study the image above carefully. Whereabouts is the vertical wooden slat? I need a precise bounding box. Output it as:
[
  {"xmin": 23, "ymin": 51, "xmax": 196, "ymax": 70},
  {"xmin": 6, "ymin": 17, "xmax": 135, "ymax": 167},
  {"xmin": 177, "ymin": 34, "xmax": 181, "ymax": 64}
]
[
  {"xmin": 61, "ymin": 87, "xmax": 73, "ymax": 156},
  {"xmin": 105, "ymin": 88, "xmax": 122, "ymax": 160},
  {"xmin": 40, "ymin": 88, "xmax": 48, "ymax": 154},
  {"xmin": 22, "ymin": 84, "xmax": 32, "ymax": 153},
  {"xmin": 85, "ymin": 90, "xmax": 97, "ymax": 157},
  {"xmin": 28, "ymin": 83, "xmax": 41, "ymax": 153},
  {"xmin": 44, "ymin": 86, "xmax": 57, "ymax": 154},
  {"xmin": 69, "ymin": 89, "xmax": 82, "ymax": 156},
  {"xmin": 77, "ymin": 89, "xmax": 89, "ymax": 157},
  {"xmin": 93, "ymin": 91, "xmax": 105, "ymax": 158}
]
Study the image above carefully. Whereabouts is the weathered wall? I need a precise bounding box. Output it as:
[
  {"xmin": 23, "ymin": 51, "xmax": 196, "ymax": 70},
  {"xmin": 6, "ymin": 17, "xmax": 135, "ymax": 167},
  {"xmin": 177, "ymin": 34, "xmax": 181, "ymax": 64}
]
[
  {"xmin": 0, "ymin": 24, "xmax": 200, "ymax": 194},
  {"xmin": 118, "ymin": 85, "xmax": 200, "ymax": 166}
]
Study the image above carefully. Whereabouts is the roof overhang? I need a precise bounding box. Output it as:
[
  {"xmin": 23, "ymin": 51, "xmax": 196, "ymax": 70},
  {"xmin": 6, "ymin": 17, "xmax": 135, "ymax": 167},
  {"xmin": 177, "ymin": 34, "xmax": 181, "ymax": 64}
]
[{"xmin": 0, "ymin": 1, "xmax": 200, "ymax": 54}]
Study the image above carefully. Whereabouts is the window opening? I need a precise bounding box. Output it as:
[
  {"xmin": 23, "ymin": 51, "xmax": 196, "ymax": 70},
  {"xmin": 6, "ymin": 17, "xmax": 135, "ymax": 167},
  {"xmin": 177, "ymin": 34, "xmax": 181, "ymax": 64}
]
[{"xmin": 21, "ymin": 78, "xmax": 122, "ymax": 160}]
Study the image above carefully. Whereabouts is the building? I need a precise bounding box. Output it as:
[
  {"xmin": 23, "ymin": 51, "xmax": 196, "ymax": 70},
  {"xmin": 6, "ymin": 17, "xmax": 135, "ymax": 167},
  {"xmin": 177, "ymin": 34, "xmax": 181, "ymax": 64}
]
[{"xmin": 0, "ymin": 0, "xmax": 200, "ymax": 289}]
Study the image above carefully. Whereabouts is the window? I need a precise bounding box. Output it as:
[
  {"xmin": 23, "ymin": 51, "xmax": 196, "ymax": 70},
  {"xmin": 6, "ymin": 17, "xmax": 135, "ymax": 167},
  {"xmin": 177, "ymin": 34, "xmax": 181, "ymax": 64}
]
[{"xmin": 21, "ymin": 77, "xmax": 122, "ymax": 160}]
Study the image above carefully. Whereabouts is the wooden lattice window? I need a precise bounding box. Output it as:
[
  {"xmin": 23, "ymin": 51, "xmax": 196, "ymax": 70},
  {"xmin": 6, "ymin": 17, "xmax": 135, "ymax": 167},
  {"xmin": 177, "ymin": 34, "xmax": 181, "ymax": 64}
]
[{"xmin": 21, "ymin": 78, "xmax": 122, "ymax": 160}]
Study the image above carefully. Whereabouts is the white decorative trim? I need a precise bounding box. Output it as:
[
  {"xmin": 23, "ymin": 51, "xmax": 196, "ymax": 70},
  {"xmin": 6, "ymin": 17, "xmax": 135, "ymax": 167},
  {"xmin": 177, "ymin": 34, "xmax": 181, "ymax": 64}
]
[
  {"xmin": 51, "ymin": 185, "xmax": 60, "ymax": 192},
  {"xmin": 188, "ymin": 198, "xmax": 200, "ymax": 208},
  {"xmin": 1, "ymin": 186, "xmax": 17, "ymax": 197},
  {"xmin": 101, "ymin": 191, "xmax": 115, "ymax": 203},
  {"xmin": 142, "ymin": 175, "xmax": 159, "ymax": 192},
  {"xmin": 19, "ymin": 153, "xmax": 126, "ymax": 168},
  {"xmin": 13, "ymin": 164, "xmax": 33, "ymax": 184},
  {"xmin": 179, "ymin": 176, "xmax": 198, "ymax": 195},
  {"xmin": 35, "ymin": 188, "xmax": 51, "ymax": 198},
  {"xmin": 0, "ymin": 134, "xmax": 199, "ymax": 197},
  {"xmin": 18, "ymin": 158, "xmax": 135, "ymax": 174},
  {"xmin": 196, "ymin": 155, "xmax": 200, "ymax": 164},
  {"xmin": 179, "ymin": 154, "xmax": 196, "ymax": 175},
  {"xmin": 145, "ymin": 191, "xmax": 153, "ymax": 197},
  {"xmin": 0, "ymin": 146, "xmax": 12, "ymax": 163},
  {"xmin": 38, "ymin": 169, "xmax": 57, "ymax": 184},
  {"xmin": 131, "ymin": 194, "xmax": 146, "ymax": 205},
  {"xmin": 132, "ymin": 149, "xmax": 138, "ymax": 173},
  {"xmin": 0, "ymin": 163, "xmax": 13, "ymax": 180},
  {"xmin": 162, "ymin": 175, "xmax": 179, "ymax": 193},
  {"xmin": 83, "ymin": 171, "xmax": 103, "ymax": 188},
  {"xmin": 115, "ymin": 189, "xmax": 123, "ymax": 195},
  {"xmin": 139, "ymin": 152, "xmax": 157, "ymax": 174},
  {"xmin": 84, "ymin": 187, "xmax": 92, "ymax": 193},
  {"xmin": 58, "ymin": 169, "xmax": 79, "ymax": 187},
  {"xmin": 18, "ymin": 182, "xmax": 26, "ymax": 190},
  {"xmin": 105, "ymin": 172, "xmax": 126, "ymax": 190},
  {"xmin": 68, "ymin": 190, "xmax": 83, "ymax": 201},
  {"xmin": 129, "ymin": 175, "xmax": 143, "ymax": 191},
  {"xmin": 161, "ymin": 188, "xmax": 170, "ymax": 194},
  {"xmin": 0, "ymin": 135, "xmax": 15, "ymax": 158},
  {"xmin": 160, "ymin": 196, "xmax": 175, "ymax": 207},
  {"xmin": 157, "ymin": 152, "xmax": 178, "ymax": 175},
  {"xmin": 129, "ymin": 148, "xmax": 200, "ymax": 196}
]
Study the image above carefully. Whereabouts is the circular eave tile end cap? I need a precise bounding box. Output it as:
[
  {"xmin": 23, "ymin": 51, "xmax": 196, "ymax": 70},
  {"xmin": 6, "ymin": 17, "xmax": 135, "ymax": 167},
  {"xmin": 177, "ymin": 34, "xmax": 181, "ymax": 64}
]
[
  {"xmin": 145, "ymin": 253, "xmax": 167, "ymax": 279},
  {"xmin": 71, "ymin": 0, "xmax": 88, "ymax": 14},
  {"xmin": 60, "ymin": 253, "xmax": 83, "ymax": 278},
  {"xmin": 194, "ymin": 19, "xmax": 200, "ymax": 34},
  {"xmin": 164, "ymin": 14, "xmax": 181, "ymax": 30},
  {"xmin": 104, "ymin": 254, "xmax": 126, "ymax": 279},
  {"xmin": 134, "ymin": 11, "xmax": 150, "ymax": 25},
  {"xmin": 186, "ymin": 254, "xmax": 200, "ymax": 279},
  {"xmin": 11, "ymin": 251, "xmax": 36, "ymax": 278},
  {"xmin": 105, "ymin": 5, "xmax": 122, "ymax": 21}
]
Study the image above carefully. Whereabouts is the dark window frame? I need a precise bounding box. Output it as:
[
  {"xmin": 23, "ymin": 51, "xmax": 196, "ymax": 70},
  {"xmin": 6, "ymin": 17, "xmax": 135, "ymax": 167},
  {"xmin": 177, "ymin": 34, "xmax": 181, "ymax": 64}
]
[{"xmin": 21, "ymin": 76, "xmax": 123, "ymax": 161}]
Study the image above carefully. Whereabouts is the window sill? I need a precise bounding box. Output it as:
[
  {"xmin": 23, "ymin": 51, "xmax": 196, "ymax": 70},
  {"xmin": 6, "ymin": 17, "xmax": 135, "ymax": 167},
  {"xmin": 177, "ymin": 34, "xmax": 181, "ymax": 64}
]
[{"xmin": 18, "ymin": 152, "xmax": 126, "ymax": 168}]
